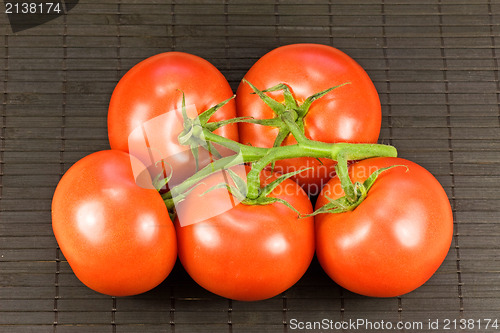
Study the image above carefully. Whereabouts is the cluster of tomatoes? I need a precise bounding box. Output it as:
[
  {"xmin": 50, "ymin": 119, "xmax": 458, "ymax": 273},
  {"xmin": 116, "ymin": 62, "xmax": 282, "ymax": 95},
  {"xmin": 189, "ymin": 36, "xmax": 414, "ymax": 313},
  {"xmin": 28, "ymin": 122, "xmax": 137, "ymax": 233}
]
[{"xmin": 52, "ymin": 44, "xmax": 453, "ymax": 301}]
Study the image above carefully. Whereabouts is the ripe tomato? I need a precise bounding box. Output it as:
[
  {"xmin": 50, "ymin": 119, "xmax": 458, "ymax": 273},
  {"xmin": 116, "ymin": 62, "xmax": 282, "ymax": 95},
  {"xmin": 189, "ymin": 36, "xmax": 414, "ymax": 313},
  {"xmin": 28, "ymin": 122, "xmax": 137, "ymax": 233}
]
[
  {"xmin": 52, "ymin": 150, "xmax": 177, "ymax": 296},
  {"xmin": 315, "ymin": 157, "xmax": 453, "ymax": 297},
  {"xmin": 175, "ymin": 168, "xmax": 315, "ymax": 301},
  {"xmin": 236, "ymin": 44, "xmax": 381, "ymax": 194},
  {"xmin": 108, "ymin": 52, "xmax": 238, "ymax": 183}
]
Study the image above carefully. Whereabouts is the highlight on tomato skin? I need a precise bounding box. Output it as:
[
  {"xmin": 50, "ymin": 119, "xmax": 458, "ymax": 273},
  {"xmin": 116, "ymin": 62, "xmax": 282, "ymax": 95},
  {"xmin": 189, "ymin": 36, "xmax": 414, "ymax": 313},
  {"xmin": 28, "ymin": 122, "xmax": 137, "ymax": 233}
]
[
  {"xmin": 51, "ymin": 150, "xmax": 178, "ymax": 297},
  {"xmin": 314, "ymin": 157, "xmax": 454, "ymax": 298}
]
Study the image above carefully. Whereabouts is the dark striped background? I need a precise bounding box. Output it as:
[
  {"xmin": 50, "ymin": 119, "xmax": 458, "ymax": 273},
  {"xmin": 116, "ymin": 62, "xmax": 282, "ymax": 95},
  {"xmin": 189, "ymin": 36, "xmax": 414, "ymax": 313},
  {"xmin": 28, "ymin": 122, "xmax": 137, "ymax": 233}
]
[{"xmin": 1, "ymin": 1, "xmax": 499, "ymax": 332}]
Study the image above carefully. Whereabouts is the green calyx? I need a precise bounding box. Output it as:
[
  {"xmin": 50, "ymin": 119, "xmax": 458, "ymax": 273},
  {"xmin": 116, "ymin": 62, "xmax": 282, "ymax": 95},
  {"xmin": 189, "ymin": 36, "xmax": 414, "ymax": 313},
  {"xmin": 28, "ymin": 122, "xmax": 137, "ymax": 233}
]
[
  {"xmin": 242, "ymin": 79, "xmax": 351, "ymax": 148},
  {"xmin": 176, "ymin": 89, "xmax": 238, "ymax": 146},
  {"xmin": 241, "ymin": 168, "xmax": 312, "ymax": 216},
  {"xmin": 308, "ymin": 165, "xmax": 408, "ymax": 216},
  {"xmin": 177, "ymin": 91, "xmax": 234, "ymax": 170},
  {"xmin": 197, "ymin": 167, "xmax": 312, "ymax": 217}
]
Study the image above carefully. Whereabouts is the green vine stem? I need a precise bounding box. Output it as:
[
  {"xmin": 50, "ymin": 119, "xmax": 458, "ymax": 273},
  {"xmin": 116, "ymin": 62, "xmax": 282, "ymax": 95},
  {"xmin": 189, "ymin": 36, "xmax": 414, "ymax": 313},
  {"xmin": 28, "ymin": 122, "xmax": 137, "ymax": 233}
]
[
  {"xmin": 335, "ymin": 153, "xmax": 356, "ymax": 202},
  {"xmin": 245, "ymin": 141, "xmax": 396, "ymax": 200},
  {"xmin": 201, "ymin": 129, "xmax": 267, "ymax": 160},
  {"xmin": 163, "ymin": 123, "xmax": 396, "ymax": 206},
  {"xmin": 160, "ymin": 79, "xmax": 397, "ymax": 213}
]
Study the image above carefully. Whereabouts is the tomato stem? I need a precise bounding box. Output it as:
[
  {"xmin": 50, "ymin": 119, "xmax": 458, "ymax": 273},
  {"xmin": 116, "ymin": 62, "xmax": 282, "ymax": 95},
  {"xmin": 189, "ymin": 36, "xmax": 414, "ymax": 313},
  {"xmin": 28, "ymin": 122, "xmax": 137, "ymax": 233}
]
[
  {"xmin": 164, "ymin": 127, "xmax": 396, "ymax": 207},
  {"xmin": 280, "ymin": 111, "xmax": 308, "ymax": 144},
  {"xmin": 307, "ymin": 165, "xmax": 405, "ymax": 216},
  {"xmin": 201, "ymin": 129, "xmax": 267, "ymax": 160},
  {"xmin": 162, "ymin": 80, "xmax": 396, "ymax": 213},
  {"xmin": 164, "ymin": 153, "xmax": 248, "ymax": 200},
  {"xmin": 244, "ymin": 140, "xmax": 397, "ymax": 200},
  {"xmin": 335, "ymin": 154, "xmax": 357, "ymax": 202}
]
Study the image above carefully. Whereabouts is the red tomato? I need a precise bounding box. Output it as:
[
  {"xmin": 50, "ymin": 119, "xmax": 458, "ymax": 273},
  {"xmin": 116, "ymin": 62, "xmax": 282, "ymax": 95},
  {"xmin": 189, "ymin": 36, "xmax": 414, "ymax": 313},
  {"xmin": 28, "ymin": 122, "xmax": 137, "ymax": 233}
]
[
  {"xmin": 175, "ymin": 168, "xmax": 315, "ymax": 301},
  {"xmin": 52, "ymin": 150, "xmax": 177, "ymax": 296},
  {"xmin": 236, "ymin": 44, "xmax": 381, "ymax": 194},
  {"xmin": 108, "ymin": 52, "xmax": 238, "ymax": 183},
  {"xmin": 315, "ymin": 157, "xmax": 453, "ymax": 297}
]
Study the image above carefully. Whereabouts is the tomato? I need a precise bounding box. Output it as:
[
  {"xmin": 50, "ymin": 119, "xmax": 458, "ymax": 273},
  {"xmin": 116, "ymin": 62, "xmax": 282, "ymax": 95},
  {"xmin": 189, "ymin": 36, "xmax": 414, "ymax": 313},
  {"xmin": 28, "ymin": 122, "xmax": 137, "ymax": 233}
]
[
  {"xmin": 315, "ymin": 157, "xmax": 453, "ymax": 297},
  {"xmin": 236, "ymin": 44, "xmax": 381, "ymax": 194},
  {"xmin": 175, "ymin": 167, "xmax": 315, "ymax": 301},
  {"xmin": 52, "ymin": 150, "xmax": 177, "ymax": 296},
  {"xmin": 108, "ymin": 52, "xmax": 238, "ymax": 183}
]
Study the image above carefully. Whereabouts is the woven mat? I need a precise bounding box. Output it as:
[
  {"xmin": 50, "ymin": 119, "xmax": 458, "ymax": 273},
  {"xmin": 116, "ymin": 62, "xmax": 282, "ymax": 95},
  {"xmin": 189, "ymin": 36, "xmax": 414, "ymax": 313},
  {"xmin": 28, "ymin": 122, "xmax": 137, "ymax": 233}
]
[{"xmin": 1, "ymin": 1, "xmax": 499, "ymax": 332}]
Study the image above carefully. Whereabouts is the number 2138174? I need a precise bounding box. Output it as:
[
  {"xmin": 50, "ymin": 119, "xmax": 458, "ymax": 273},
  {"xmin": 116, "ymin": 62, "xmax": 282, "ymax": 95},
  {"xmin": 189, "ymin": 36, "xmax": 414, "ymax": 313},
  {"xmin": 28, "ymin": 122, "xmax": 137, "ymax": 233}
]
[
  {"xmin": 5, "ymin": 2, "xmax": 61, "ymax": 14},
  {"xmin": 442, "ymin": 319, "xmax": 499, "ymax": 330}
]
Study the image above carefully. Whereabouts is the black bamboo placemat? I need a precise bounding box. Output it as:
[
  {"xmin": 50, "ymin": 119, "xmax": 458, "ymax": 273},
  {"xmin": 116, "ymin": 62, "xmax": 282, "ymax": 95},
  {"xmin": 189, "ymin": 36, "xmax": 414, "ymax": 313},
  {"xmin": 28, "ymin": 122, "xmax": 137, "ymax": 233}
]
[{"xmin": 1, "ymin": 1, "xmax": 499, "ymax": 332}]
